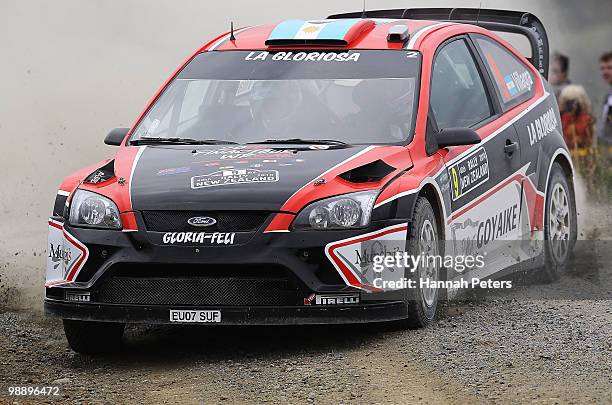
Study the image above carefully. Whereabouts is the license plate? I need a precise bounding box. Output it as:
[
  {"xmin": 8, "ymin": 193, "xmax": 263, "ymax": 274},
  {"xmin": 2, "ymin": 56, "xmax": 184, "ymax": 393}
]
[{"xmin": 169, "ymin": 310, "xmax": 221, "ymax": 323}]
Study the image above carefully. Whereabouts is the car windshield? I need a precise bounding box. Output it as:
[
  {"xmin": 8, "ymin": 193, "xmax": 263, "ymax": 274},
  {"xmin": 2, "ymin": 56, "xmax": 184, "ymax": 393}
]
[{"xmin": 130, "ymin": 50, "xmax": 421, "ymax": 145}]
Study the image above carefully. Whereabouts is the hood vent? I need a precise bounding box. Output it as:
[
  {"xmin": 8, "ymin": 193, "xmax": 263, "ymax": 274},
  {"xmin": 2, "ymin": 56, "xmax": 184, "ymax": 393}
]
[
  {"xmin": 339, "ymin": 160, "xmax": 396, "ymax": 183},
  {"xmin": 83, "ymin": 160, "xmax": 115, "ymax": 184}
]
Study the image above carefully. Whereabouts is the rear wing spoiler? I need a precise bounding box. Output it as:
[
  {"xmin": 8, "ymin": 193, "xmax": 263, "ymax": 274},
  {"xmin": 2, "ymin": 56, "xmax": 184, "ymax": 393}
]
[{"xmin": 328, "ymin": 8, "xmax": 549, "ymax": 78}]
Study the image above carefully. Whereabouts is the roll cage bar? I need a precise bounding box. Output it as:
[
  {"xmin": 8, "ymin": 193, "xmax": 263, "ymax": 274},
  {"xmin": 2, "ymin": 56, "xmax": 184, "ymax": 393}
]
[{"xmin": 328, "ymin": 8, "xmax": 549, "ymax": 79}]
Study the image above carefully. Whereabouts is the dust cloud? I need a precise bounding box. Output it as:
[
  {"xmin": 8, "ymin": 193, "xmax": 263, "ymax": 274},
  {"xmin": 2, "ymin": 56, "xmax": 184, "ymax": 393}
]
[{"xmin": 0, "ymin": 0, "xmax": 609, "ymax": 310}]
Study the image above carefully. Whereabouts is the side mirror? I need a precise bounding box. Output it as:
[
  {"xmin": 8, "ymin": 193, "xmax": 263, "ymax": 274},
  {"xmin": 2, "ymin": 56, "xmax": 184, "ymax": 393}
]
[
  {"xmin": 435, "ymin": 128, "xmax": 481, "ymax": 148},
  {"xmin": 104, "ymin": 128, "xmax": 130, "ymax": 146}
]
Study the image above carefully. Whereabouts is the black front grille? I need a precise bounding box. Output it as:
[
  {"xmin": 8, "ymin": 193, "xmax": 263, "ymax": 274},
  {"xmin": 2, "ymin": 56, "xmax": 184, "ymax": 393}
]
[
  {"xmin": 142, "ymin": 211, "xmax": 269, "ymax": 232},
  {"xmin": 96, "ymin": 276, "xmax": 298, "ymax": 306}
]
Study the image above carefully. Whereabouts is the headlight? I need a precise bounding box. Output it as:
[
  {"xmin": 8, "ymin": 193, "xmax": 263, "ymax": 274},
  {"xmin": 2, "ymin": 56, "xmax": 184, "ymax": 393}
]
[
  {"xmin": 293, "ymin": 190, "xmax": 378, "ymax": 230},
  {"xmin": 69, "ymin": 189, "xmax": 122, "ymax": 229}
]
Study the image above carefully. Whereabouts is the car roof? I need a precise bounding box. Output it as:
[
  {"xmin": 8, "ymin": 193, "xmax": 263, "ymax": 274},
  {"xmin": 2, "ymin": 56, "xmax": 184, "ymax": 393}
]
[{"xmin": 200, "ymin": 19, "xmax": 456, "ymax": 52}]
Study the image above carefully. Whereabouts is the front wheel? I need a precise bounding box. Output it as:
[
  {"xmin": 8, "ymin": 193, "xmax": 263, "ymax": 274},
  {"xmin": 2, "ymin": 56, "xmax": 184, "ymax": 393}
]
[
  {"xmin": 397, "ymin": 196, "xmax": 444, "ymax": 329},
  {"xmin": 63, "ymin": 319, "xmax": 125, "ymax": 354}
]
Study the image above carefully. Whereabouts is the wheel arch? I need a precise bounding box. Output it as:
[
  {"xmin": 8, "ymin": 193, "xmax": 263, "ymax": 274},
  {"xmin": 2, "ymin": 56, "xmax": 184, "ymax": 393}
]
[
  {"xmin": 545, "ymin": 148, "xmax": 575, "ymax": 199},
  {"xmin": 417, "ymin": 182, "xmax": 446, "ymax": 241},
  {"xmin": 554, "ymin": 151, "xmax": 574, "ymax": 179}
]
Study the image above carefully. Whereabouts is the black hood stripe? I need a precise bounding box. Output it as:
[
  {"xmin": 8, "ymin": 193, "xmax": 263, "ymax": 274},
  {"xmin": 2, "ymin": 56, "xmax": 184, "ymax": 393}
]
[{"xmin": 129, "ymin": 144, "xmax": 371, "ymax": 212}]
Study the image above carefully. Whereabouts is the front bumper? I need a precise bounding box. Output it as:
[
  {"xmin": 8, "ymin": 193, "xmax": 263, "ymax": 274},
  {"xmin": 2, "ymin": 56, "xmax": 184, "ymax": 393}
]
[
  {"xmin": 44, "ymin": 300, "xmax": 407, "ymax": 325},
  {"xmin": 45, "ymin": 213, "xmax": 408, "ymax": 324}
]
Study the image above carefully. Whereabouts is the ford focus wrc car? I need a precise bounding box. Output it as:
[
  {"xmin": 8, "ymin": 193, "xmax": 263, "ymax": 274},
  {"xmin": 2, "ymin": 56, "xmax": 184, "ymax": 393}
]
[{"xmin": 45, "ymin": 8, "xmax": 577, "ymax": 353}]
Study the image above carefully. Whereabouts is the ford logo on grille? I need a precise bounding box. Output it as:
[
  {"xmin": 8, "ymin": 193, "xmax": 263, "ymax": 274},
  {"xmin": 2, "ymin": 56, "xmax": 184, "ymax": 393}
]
[{"xmin": 187, "ymin": 216, "xmax": 217, "ymax": 227}]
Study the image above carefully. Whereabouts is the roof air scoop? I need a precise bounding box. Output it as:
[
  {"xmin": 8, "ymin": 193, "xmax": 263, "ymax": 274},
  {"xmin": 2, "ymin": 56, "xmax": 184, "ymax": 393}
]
[
  {"xmin": 387, "ymin": 25, "xmax": 410, "ymax": 43},
  {"xmin": 265, "ymin": 19, "xmax": 375, "ymax": 46}
]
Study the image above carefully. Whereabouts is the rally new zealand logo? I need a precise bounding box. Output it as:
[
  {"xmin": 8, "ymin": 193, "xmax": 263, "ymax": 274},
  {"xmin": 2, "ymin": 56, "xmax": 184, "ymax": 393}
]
[{"xmin": 191, "ymin": 168, "xmax": 279, "ymax": 189}]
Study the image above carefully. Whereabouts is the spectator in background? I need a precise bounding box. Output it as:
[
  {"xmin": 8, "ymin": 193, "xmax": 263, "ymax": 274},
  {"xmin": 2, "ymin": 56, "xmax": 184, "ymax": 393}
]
[
  {"xmin": 559, "ymin": 85, "xmax": 594, "ymax": 149},
  {"xmin": 551, "ymin": 52, "xmax": 571, "ymax": 100},
  {"xmin": 597, "ymin": 51, "xmax": 612, "ymax": 144},
  {"xmin": 558, "ymin": 85, "xmax": 599, "ymax": 194}
]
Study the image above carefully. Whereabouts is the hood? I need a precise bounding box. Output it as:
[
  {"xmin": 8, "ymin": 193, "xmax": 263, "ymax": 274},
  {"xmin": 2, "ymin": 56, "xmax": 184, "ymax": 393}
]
[{"xmin": 129, "ymin": 144, "xmax": 373, "ymax": 211}]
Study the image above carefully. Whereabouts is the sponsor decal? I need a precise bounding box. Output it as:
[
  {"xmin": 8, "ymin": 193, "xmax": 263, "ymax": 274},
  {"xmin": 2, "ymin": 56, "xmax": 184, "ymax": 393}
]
[
  {"xmin": 85, "ymin": 169, "xmax": 107, "ymax": 184},
  {"xmin": 187, "ymin": 216, "xmax": 217, "ymax": 227},
  {"xmin": 84, "ymin": 161, "xmax": 115, "ymax": 184},
  {"xmin": 162, "ymin": 232, "xmax": 235, "ymax": 245},
  {"xmin": 447, "ymin": 147, "xmax": 489, "ymax": 201},
  {"xmin": 157, "ymin": 166, "xmax": 191, "ymax": 176},
  {"xmin": 325, "ymin": 224, "xmax": 409, "ymax": 291},
  {"xmin": 451, "ymin": 218, "xmax": 480, "ymax": 258},
  {"xmin": 46, "ymin": 219, "xmax": 89, "ymax": 285},
  {"xmin": 448, "ymin": 165, "xmax": 540, "ymax": 282},
  {"xmin": 48, "ymin": 243, "xmax": 72, "ymax": 271},
  {"xmin": 436, "ymin": 168, "xmax": 451, "ymax": 202},
  {"xmin": 191, "ymin": 168, "xmax": 279, "ymax": 189},
  {"xmin": 170, "ymin": 310, "xmax": 221, "ymax": 323},
  {"xmin": 65, "ymin": 291, "xmax": 91, "ymax": 302},
  {"xmin": 527, "ymin": 107, "xmax": 558, "ymax": 146},
  {"xmin": 303, "ymin": 293, "xmax": 360, "ymax": 306},
  {"xmin": 476, "ymin": 204, "xmax": 519, "ymax": 248},
  {"xmin": 504, "ymin": 75, "xmax": 518, "ymax": 96},
  {"xmin": 245, "ymin": 51, "xmax": 360, "ymax": 62},
  {"xmin": 193, "ymin": 146, "xmax": 294, "ymax": 160},
  {"xmin": 504, "ymin": 70, "xmax": 533, "ymax": 97},
  {"xmin": 354, "ymin": 240, "xmax": 396, "ymax": 268}
]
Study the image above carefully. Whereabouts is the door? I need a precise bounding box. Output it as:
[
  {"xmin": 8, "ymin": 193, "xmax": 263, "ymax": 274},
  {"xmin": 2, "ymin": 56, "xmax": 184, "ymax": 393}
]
[
  {"xmin": 472, "ymin": 34, "xmax": 543, "ymax": 263},
  {"xmin": 429, "ymin": 37, "xmax": 526, "ymax": 280}
]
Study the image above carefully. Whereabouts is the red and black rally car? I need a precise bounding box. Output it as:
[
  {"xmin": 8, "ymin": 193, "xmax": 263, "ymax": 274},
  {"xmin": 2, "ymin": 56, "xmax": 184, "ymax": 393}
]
[{"xmin": 46, "ymin": 8, "xmax": 576, "ymax": 353}]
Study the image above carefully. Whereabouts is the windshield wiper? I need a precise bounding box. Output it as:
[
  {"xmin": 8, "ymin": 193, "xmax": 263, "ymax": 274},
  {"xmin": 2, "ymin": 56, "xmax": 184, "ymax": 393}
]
[
  {"xmin": 247, "ymin": 138, "xmax": 348, "ymax": 146},
  {"xmin": 131, "ymin": 137, "xmax": 238, "ymax": 145}
]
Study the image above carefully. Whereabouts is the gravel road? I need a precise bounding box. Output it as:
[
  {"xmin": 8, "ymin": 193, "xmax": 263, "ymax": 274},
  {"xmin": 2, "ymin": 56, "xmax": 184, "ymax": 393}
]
[
  {"xmin": 1, "ymin": 246, "xmax": 610, "ymax": 404},
  {"xmin": 1, "ymin": 204, "xmax": 611, "ymax": 404}
]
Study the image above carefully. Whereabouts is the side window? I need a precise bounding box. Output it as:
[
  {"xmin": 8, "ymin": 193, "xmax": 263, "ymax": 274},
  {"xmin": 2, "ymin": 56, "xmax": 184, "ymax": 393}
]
[
  {"xmin": 430, "ymin": 39, "xmax": 493, "ymax": 130},
  {"xmin": 475, "ymin": 36, "xmax": 536, "ymax": 109}
]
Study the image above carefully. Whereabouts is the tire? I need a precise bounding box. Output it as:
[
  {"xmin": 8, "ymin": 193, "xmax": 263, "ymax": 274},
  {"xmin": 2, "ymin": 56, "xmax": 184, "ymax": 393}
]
[
  {"xmin": 63, "ymin": 319, "xmax": 125, "ymax": 354},
  {"xmin": 397, "ymin": 196, "xmax": 443, "ymax": 329},
  {"xmin": 541, "ymin": 162, "xmax": 577, "ymax": 282}
]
